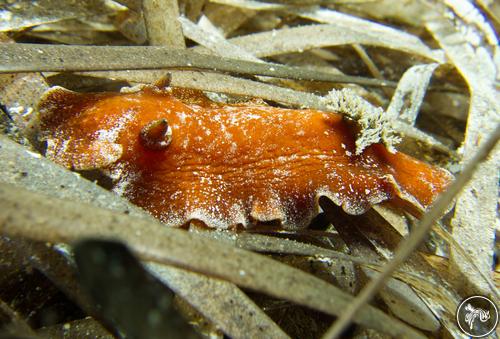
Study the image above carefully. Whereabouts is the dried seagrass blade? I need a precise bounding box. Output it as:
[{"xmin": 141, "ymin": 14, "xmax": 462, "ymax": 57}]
[
  {"xmin": 0, "ymin": 182, "xmax": 426, "ymax": 338},
  {"xmin": 74, "ymin": 239, "xmax": 200, "ymax": 339},
  {"xmin": 0, "ymin": 44, "xmax": 395, "ymax": 88}
]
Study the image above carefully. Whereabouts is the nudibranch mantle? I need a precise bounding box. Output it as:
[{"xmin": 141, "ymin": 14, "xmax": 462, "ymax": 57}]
[{"xmin": 37, "ymin": 85, "xmax": 452, "ymax": 229}]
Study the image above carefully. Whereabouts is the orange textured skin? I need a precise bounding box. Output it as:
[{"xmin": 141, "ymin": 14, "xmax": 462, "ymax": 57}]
[{"xmin": 38, "ymin": 86, "xmax": 452, "ymax": 229}]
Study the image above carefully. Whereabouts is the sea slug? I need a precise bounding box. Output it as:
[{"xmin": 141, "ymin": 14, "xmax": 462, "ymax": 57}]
[{"xmin": 36, "ymin": 84, "xmax": 452, "ymax": 229}]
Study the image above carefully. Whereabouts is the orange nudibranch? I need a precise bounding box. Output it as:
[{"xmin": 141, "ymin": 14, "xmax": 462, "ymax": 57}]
[{"xmin": 37, "ymin": 85, "xmax": 452, "ymax": 229}]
